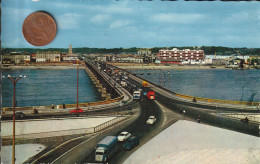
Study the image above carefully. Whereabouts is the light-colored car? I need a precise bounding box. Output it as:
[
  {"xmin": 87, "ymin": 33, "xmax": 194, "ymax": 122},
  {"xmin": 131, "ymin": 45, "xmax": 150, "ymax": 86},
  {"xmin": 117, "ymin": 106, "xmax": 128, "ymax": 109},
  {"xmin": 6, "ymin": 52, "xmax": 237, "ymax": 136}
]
[
  {"xmin": 118, "ymin": 131, "xmax": 131, "ymax": 141},
  {"xmin": 146, "ymin": 116, "xmax": 156, "ymax": 125}
]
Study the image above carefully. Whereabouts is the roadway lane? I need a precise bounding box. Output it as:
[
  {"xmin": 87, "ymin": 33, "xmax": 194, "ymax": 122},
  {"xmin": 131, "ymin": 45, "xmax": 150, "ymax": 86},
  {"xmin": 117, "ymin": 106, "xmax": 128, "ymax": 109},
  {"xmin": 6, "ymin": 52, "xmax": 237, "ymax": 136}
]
[{"xmin": 81, "ymin": 97, "xmax": 163, "ymax": 163}]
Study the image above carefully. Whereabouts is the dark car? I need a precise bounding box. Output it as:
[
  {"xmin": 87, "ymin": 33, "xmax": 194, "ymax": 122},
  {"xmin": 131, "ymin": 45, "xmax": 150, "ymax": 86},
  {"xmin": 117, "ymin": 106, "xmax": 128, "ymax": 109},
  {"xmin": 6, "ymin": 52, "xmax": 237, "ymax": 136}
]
[
  {"xmin": 123, "ymin": 136, "xmax": 139, "ymax": 150},
  {"xmin": 15, "ymin": 111, "xmax": 25, "ymax": 119}
]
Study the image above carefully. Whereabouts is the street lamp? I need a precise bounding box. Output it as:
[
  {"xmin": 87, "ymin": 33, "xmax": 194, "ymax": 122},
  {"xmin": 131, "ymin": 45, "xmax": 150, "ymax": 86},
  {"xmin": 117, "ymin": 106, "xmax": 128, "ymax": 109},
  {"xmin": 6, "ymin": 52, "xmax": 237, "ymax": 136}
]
[{"xmin": 2, "ymin": 74, "xmax": 26, "ymax": 164}]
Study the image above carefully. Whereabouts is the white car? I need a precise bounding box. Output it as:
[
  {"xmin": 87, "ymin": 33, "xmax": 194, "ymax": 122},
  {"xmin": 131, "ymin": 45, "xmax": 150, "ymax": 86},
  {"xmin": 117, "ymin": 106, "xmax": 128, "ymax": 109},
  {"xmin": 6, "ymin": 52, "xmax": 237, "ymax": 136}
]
[
  {"xmin": 118, "ymin": 131, "xmax": 131, "ymax": 141},
  {"xmin": 146, "ymin": 116, "xmax": 156, "ymax": 125}
]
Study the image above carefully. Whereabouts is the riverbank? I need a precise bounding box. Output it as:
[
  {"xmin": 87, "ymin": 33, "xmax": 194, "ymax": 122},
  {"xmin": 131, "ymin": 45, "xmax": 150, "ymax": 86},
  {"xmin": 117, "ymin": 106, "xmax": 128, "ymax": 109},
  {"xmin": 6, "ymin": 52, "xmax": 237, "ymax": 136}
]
[
  {"xmin": 1, "ymin": 65, "xmax": 85, "ymax": 69},
  {"xmin": 110, "ymin": 63, "xmax": 259, "ymax": 70},
  {"xmin": 108, "ymin": 63, "xmax": 231, "ymax": 70}
]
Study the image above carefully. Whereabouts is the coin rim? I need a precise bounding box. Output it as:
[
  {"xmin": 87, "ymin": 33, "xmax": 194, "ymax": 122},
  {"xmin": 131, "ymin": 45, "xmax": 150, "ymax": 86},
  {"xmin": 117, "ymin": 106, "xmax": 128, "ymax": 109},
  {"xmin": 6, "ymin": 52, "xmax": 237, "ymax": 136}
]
[{"xmin": 22, "ymin": 11, "xmax": 57, "ymax": 46}]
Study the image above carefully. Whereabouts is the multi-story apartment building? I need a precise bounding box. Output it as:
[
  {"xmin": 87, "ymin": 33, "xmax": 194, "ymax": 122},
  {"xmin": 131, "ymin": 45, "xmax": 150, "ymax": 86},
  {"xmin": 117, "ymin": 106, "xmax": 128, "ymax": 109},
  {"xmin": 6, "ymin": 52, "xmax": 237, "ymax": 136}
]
[
  {"xmin": 36, "ymin": 52, "xmax": 61, "ymax": 62},
  {"xmin": 62, "ymin": 54, "xmax": 78, "ymax": 62},
  {"xmin": 2, "ymin": 52, "xmax": 31, "ymax": 64},
  {"xmin": 158, "ymin": 48, "xmax": 205, "ymax": 64}
]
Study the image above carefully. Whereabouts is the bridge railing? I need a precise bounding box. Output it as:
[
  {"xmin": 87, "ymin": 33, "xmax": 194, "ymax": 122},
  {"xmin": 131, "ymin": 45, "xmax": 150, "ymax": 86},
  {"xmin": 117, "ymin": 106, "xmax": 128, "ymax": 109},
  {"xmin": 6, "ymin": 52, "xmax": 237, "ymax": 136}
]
[
  {"xmin": 94, "ymin": 116, "xmax": 128, "ymax": 132},
  {"xmin": 2, "ymin": 96, "xmax": 124, "ymax": 112},
  {"xmin": 221, "ymin": 113, "xmax": 260, "ymax": 125},
  {"xmin": 62, "ymin": 96, "xmax": 124, "ymax": 109}
]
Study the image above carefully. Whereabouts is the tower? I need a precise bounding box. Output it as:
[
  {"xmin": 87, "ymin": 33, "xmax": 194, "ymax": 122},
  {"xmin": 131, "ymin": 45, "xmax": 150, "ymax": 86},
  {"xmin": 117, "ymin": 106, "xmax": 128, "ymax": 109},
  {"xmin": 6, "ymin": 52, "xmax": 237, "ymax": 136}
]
[{"xmin": 69, "ymin": 44, "xmax": 72, "ymax": 54}]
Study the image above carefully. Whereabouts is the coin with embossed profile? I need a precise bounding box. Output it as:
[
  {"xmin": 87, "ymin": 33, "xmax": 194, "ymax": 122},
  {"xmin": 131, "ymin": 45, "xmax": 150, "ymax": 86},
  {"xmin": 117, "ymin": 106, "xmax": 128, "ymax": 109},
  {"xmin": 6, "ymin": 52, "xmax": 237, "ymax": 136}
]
[{"xmin": 22, "ymin": 12, "xmax": 57, "ymax": 46}]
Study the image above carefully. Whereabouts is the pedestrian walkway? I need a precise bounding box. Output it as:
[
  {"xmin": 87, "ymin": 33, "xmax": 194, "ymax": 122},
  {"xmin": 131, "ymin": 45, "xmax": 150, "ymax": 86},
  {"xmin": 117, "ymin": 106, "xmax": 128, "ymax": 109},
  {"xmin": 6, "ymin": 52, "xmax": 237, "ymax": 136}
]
[{"xmin": 123, "ymin": 120, "xmax": 260, "ymax": 164}]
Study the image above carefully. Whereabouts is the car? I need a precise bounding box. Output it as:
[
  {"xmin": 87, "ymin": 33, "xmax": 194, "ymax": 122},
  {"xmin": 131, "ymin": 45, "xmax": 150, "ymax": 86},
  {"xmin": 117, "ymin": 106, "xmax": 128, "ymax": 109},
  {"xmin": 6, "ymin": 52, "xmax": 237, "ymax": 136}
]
[
  {"xmin": 123, "ymin": 136, "xmax": 139, "ymax": 150},
  {"xmin": 146, "ymin": 115, "xmax": 156, "ymax": 125},
  {"xmin": 70, "ymin": 108, "xmax": 84, "ymax": 114},
  {"xmin": 15, "ymin": 111, "xmax": 25, "ymax": 119},
  {"xmin": 118, "ymin": 131, "xmax": 131, "ymax": 142}
]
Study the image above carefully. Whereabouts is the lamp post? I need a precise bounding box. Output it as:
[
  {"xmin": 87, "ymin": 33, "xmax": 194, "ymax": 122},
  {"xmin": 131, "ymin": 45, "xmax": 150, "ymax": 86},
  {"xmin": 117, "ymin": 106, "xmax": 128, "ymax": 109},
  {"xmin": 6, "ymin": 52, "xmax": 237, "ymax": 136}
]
[
  {"xmin": 2, "ymin": 74, "xmax": 26, "ymax": 164},
  {"xmin": 77, "ymin": 59, "xmax": 79, "ymax": 110}
]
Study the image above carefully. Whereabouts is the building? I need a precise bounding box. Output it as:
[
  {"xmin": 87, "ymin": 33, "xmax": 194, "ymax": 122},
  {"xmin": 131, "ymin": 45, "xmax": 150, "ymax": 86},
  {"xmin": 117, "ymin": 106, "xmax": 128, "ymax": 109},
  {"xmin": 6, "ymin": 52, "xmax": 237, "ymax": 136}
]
[
  {"xmin": 137, "ymin": 50, "xmax": 151, "ymax": 56},
  {"xmin": 2, "ymin": 52, "xmax": 31, "ymax": 64},
  {"xmin": 62, "ymin": 55, "xmax": 78, "ymax": 62},
  {"xmin": 158, "ymin": 48, "xmax": 205, "ymax": 64},
  {"xmin": 36, "ymin": 52, "xmax": 61, "ymax": 62},
  {"xmin": 206, "ymin": 55, "xmax": 249, "ymax": 61},
  {"xmin": 116, "ymin": 56, "xmax": 143, "ymax": 63},
  {"xmin": 31, "ymin": 54, "xmax": 36, "ymax": 62}
]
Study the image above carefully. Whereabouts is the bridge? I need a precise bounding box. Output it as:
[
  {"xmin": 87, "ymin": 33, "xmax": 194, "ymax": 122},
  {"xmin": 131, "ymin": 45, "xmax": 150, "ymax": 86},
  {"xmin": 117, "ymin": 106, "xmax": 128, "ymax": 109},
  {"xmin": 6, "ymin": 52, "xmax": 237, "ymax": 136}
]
[{"xmin": 1, "ymin": 60, "xmax": 259, "ymax": 163}]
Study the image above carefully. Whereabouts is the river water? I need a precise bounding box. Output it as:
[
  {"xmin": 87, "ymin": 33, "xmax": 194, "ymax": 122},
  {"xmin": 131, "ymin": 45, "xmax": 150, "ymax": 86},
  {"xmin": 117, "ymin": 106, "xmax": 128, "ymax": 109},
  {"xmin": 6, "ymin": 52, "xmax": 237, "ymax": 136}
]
[
  {"xmin": 129, "ymin": 69, "xmax": 260, "ymax": 102},
  {"xmin": 1, "ymin": 69, "xmax": 102, "ymax": 107},
  {"xmin": 2, "ymin": 69, "xmax": 259, "ymax": 107}
]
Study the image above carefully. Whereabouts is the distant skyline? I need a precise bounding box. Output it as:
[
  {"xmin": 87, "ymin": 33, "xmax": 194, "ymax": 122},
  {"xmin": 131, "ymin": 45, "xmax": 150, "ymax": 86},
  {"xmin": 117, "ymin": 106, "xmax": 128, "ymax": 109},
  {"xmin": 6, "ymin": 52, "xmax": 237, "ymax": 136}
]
[{"xmin": 2, "ymin": 0, "xmax": 260, "ymax": 48}]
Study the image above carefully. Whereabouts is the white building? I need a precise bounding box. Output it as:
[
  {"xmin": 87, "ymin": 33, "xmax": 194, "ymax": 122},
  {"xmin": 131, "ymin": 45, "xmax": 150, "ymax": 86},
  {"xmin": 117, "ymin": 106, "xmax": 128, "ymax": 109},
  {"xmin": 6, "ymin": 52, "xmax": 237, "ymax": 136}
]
[{"xmin": 36, "ymin": 52, "xmax": 61, "ymax": 62}]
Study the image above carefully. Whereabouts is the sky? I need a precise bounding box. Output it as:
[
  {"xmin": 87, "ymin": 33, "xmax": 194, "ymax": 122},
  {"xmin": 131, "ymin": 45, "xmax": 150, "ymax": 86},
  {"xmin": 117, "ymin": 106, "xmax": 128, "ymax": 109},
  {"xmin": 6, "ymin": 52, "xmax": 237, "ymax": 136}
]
[{"xmin": 2, "ymin": 0, "xmax": 260, "ymax": 48}]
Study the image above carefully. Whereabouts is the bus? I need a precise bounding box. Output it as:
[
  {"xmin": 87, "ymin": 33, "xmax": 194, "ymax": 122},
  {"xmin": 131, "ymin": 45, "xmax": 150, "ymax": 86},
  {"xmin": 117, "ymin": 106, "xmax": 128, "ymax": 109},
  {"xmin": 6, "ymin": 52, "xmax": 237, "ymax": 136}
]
[
  {"xmin": 95, "ymin": 136, "xmax": 118, "ymax": 162},
  {"xmin": 133, "ymin": 90, "xmax": 142, "ymax": 100}
]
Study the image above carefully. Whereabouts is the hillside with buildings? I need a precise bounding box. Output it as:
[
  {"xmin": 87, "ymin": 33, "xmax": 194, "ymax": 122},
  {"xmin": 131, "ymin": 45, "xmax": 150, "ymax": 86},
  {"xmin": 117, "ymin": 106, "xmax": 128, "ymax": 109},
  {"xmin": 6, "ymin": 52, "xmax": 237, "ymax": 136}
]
[{"xmin": 1, "ymin": 46, "xmax": 260, "ymax": 68}]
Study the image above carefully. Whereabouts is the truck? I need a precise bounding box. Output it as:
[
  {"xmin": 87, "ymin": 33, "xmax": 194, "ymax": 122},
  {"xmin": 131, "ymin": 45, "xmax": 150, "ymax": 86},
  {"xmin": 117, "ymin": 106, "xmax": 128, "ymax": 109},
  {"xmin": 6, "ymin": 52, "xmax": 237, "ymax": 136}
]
[
  {"xmin": 147, "ymin": 91, "xmax": 155, "ymax": 100},
  {"xmin": 95, "ymin": 136, "xmax": 118, "ymax": 162}
]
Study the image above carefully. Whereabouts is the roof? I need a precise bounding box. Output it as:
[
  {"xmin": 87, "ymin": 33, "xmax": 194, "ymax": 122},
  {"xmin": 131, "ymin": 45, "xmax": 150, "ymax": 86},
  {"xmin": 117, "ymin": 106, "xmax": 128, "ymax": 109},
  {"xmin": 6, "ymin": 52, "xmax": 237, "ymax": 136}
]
[{"xmin": 98, "ymin": 136, "xmax": 117, "ymax": 146}]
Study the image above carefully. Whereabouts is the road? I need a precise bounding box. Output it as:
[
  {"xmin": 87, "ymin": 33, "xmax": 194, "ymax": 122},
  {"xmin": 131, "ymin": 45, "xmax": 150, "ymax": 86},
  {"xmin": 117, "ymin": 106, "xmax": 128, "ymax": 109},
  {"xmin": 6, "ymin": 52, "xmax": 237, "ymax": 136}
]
[{"xmin": 81, "ymin": 97, "xmax": 163, "ymax": 163}]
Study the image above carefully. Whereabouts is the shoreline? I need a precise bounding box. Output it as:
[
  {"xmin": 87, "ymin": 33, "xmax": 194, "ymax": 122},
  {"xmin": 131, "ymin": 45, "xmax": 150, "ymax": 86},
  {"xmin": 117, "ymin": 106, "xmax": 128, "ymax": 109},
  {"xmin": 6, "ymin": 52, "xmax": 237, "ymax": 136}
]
[
  {"xmin": 110, "ymin": 64, "xmax": 247, "ymax": 70},
  {"xmin": 1, "ymin": 63, "xmax": 257, "ymax": 70},
  {"xmin": 107, "ymin": 63, "xmax": 259, "ymax": 70},
  {"xmin": 1, "ymin": 65, "xmax": 85, "ymax": 70}
]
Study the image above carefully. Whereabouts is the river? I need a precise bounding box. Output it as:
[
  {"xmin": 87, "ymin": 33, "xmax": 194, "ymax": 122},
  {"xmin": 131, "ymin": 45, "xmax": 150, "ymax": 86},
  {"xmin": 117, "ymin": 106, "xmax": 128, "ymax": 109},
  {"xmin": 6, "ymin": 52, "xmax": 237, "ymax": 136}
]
[
  {"xmin": 2, "ymin": 69, "xmax": 102, "ymax": 107},
  {"xmin": 129, "ymin": 69, "xmax": 260, "ymax": 102}
]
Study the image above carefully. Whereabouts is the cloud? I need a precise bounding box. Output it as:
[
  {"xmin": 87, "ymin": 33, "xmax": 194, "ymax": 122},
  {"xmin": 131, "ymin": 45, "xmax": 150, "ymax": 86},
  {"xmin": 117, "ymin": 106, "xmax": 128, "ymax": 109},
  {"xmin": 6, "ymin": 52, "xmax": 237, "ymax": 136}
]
[
  {"xmin": 57, "ymin": 13, "xmax": 81, "ymax": 29},
  {"xmin": 2, "ymin": 38, "xmax": 23, "ymax": 47},
  {"xmin": 96, "ymin": 4, "xmax": 134, "ymax": 14},
  {"xmin": 151, "ymin": 13, "xmax": 205, "ymax": 24},
  {"xmin": 110, "ymin": 20, "xmax": 132, "ymax": 29},
  {"xmin": 90, "ymin": 14, "xmax": 111, "ymax": 24},
  {"xmin": 2, "ymin": 7, "xmax": 33, "ymax": 20},
  {"xmin": 223, "ymin": 11, "xmax": 255, "ymax": 24},
  {"xmin": 52, "ymin": 2, "xmax": 134, "ymax": 15}
]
